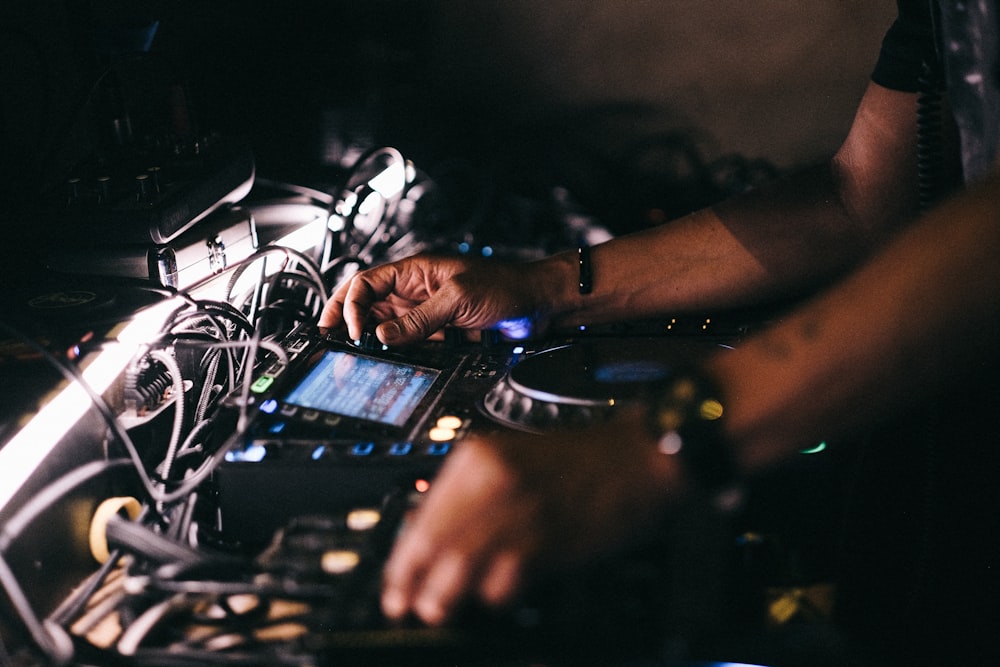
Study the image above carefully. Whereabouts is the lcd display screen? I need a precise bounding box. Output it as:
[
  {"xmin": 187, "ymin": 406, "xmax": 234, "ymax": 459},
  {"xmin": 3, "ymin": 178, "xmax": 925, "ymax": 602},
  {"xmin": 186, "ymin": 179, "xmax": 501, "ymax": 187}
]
[{"xmin": 283, "ymin": 350, "xmax": 440, "ymax": 427}]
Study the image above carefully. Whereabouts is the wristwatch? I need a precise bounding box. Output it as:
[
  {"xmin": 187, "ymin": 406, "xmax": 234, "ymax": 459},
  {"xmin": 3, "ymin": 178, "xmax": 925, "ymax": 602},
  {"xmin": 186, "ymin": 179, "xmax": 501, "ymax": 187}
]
[{"xmin": 646, "ymin": 368, "xmax": 743, "ymax": 512}]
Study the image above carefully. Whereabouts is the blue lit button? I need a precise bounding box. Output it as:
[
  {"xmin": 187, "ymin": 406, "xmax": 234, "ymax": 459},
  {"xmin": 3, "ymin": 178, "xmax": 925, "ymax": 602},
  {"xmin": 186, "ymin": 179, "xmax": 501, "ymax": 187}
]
[
  {"xmin": 259, "ymin": 398, "xmax": 279, "ymax": 414},
  {"xmin": 427, "ymin": 442, "xmax": 451, "ymax": 456},
  {"xmin": 268, "ymin": 422, "xmax": 286, "ymax": 434},
  {"xmin": 351, "ymin": 442, "xmax": 375, "ymax": 456},
  {"xmin": 389, "ymin": 442, "xmax": 413, "ymax": 456},
  {"xmin": 225, "ymin": 442, "xmax": 267, "ymax": 463},
  {"xmin": 311, "ymin": 445, "xmax": 327, "ymax": 460}
]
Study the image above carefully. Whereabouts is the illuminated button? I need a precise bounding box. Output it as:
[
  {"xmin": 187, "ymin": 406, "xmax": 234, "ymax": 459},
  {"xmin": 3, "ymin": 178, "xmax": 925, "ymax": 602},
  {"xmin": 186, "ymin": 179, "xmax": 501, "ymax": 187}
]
[
  {"xmin": 428, "ymin": 426, "xmax": 456, "ymax": 442},
  {"xmin": 436, "ymin": 415, "xmax": 463, "ymax": 430},
  {"xmin": 301, "ymin": 409, "xmax": 320, "ymax": 422},
  {"xmin": 321, "ymin": 549, "xmax": 360, "ymax": 575},
  {"xmin": 351, "ymin": 442, "xmax": 375, "ymax": 456},
  {"xmin": 259, "ymin": 399, "xmax": 279, "ymax": 414},
  {"xmin": 250, "ymin": 375, "xmax": 275, "ymax": 393},
  {"xmin": 389, "ymin": 442, "xmax": 413, "ymax": 456},
  {"xmin": 310, "ymin": 445, "xmax": 326, "ymax": 460},
  {"xmin": 225, "ymin": 443, "xmax": 267, "ymax": 463},
  {"xmin": 427, "ymin": 442, "xmax": 451, "ymax": 456},
  {"xmin": 268, "ymin": 422, "xmax": 286, "ymax": 434},
  {"xmin": 346, "ymin": 509, "xmax": 381, "ymax": 531}
]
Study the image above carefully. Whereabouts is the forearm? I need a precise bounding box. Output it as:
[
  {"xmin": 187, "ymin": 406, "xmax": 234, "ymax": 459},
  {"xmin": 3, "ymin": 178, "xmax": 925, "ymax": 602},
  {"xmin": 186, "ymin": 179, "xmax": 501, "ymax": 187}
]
[
  {"xmin": 709, "ymin": 170, "xmax": 1000, "ymax": 473},
  {"xmin": 538, "ymin": 161, "xmax": 909, "ymax": 327},
  {"xmin": 534, "ymin": 84, "xmax": 920, "ymax": 328}
]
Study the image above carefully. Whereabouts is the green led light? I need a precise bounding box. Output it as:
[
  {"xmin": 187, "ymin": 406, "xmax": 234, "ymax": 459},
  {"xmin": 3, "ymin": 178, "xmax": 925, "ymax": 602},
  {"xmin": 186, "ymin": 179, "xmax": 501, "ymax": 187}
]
[
  {"xmin": 800, "ymin": 441, "xmax": 827, "ymax": 455},
  {"xmin": 250, "ymin": 375, "xmax": 275, "ymax": 393}
]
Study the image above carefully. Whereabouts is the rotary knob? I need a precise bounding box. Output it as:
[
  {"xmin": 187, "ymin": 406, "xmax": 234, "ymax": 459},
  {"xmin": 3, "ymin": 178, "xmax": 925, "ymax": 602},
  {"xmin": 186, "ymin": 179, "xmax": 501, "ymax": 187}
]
[{"xmin": 356, "ymin": 328, "xmax": 387, "ymax": 353}]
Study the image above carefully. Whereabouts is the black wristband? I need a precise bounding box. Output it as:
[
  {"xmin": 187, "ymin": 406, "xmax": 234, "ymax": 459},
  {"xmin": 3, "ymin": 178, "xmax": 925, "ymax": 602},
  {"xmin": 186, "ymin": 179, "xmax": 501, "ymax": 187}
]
[
  {"xmin": 647, "ymin": 368, "xmax": 742, "ymax": 511},
  {"xmin": 578, "ymin": 245, "xmax": 593, "ymax": 295}
]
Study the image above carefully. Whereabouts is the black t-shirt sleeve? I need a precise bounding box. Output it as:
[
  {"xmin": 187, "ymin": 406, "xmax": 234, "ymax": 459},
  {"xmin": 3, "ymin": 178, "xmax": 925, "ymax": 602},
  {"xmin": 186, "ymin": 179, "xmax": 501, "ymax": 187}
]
[{"xmin": 871, "ymin": 0, "xmax": 938, "ymax": 92}]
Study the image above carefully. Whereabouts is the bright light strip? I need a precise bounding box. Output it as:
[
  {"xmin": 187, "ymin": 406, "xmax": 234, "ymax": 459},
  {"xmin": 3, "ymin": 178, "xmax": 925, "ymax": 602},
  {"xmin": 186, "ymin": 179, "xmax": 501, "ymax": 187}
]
[
  {"xmin": 224, "ymin": 215, "xmax": 330, "ymax": 300},
  {"xmin": 0, "ymin": 300, "xmax": 177, "ymax": 511},
  {"xmin": 274, "ymin": 214, "xmax": 328, "ymax": 255},
  {"xmin": 367, "ymin": 161, "xmax": 406, "ymax": 199}
]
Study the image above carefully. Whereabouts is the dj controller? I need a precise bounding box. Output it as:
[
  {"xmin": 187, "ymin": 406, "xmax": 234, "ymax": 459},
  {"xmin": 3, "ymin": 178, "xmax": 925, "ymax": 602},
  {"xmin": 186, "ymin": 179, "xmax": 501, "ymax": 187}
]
[
  {"xmin": 0, "ymin": 148, "xmax": 780, "ymax": 662},
  {"xmin": 0, "ymin": 7, "xmax": 895, "ymax": 660},
  {"xmin": 215, "ymin": 322, "xmax": 735, "ymax": 545},
  {"xmin": 0, "ymin": 122, "xmax": 813, "ymax": 663},
  {"xmin": 0, "ymin": 58, "xmax": 784, "ymax": 658},
  {"xmin": 201, "ymin": 320, "xmax": 746, "ymax": 665}
]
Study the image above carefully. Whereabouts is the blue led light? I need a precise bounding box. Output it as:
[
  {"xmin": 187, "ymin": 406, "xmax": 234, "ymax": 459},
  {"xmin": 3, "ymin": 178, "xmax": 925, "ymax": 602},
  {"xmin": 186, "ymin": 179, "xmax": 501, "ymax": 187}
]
[
  {"xmin": 311, "ymin": 445, "xmax": 326, "ymax": 460},
  {"xmin": 268, "ymin": 422, "xmax": 286, "ymax": 434},
  {"xmin": 497, "ymin": 317, "xmax": 534, "ymax": 340},
  {"xmin": 458, "ymin": 242, "xmax": 471, "ymax": 254},
  {"xmin": 225, "ymin": 443, "xmax": 267, "ymax": 463},
  {"xmin": 389, "ymin": 442, "xmax": 413, "ymax": 456},
  {"xmin": 352, "ymin": 442, "xmax": 375, "ymax": 456},
  {"xmin": 428, "ymin": 442, "xmax": 451, "ymax": 456},
  {"xmin": 481, "ymin": 245, "xmax": 494, "ymax": 257},
  {"xmin": 594, "ymin": 361, "xmax": 669, "ymax": 383},
  {"xmin": 260, "ymin": 399, "xmax": 279, "ymax": 414}
]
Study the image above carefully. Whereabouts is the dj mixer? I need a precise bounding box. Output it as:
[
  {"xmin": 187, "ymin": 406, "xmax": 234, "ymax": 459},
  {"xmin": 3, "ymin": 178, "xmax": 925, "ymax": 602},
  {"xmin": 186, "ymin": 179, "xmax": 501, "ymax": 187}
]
[{"xmin": 215, "ymin": 324, "xmax": 734, "ymax": 546}]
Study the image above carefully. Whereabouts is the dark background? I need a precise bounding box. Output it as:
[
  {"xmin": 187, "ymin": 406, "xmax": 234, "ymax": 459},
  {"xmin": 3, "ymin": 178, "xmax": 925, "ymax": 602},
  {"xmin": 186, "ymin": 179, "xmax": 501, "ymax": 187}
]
[{"xmin": 1, "ymin": 1, "xmax": 895, "ymax": 256}]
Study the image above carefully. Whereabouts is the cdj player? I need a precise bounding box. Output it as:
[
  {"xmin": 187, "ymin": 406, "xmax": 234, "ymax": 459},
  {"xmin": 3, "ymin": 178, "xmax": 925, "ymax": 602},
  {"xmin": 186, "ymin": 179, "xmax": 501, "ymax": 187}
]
[
  {"xmin": 215, "ymin": 325, "xmax": 522, "ymax": 544},
  {"xmin": 214, "ymin": 321, "xmax": 735, "ymax": 545}
]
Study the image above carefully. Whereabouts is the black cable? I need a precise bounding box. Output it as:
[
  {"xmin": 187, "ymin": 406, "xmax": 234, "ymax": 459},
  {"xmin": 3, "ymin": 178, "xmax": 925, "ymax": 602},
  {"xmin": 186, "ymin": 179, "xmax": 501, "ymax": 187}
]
[
  {"xmin": 916, "ymin": 0, "xmax": 951, "ymax": 213},
  {"xmin": 168, "ymin": 305, "xmax": 254, "ymax": 341},
  {"xmin": 224, "ymin": 246, "xmax": 328, "ymax": 311},
  {"xmin": 0, "ymin": 459, "xmax": 131, "ymax": 666},
  {"xmin": 0, "ymin": 551, "xmax": 74, "ymax": 665},
  {"xmin": 47, "ymin": 547, "xmax": 123, "ymax": 628},
  {"xmin": 164, "ymin": 310, "xmax": 248, "ymax": 394},
  {"xmin": 0, "ymin": 459, "xmax": 129, "ymax": 551},
  {"xmin": 0, "ymin": 319, "xmax": 160, "ymax": 503},
  {"xmin": 917, "ymin": 61, "xmax": 948, "ymax": 212}
]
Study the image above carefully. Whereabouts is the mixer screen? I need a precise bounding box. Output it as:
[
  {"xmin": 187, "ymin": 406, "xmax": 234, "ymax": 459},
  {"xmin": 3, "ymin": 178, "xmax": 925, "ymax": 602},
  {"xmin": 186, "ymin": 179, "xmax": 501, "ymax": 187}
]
[{"xmin": 283, "ymin": 349, "xmax": 440, "ymax": 427}]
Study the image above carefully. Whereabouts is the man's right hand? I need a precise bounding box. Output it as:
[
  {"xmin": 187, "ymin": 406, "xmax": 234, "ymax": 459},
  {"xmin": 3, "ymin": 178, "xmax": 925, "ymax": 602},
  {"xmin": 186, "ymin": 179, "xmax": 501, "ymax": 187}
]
[{"xmin": 318, "ymin": 253, "xmax": 561, "ymax": 345}]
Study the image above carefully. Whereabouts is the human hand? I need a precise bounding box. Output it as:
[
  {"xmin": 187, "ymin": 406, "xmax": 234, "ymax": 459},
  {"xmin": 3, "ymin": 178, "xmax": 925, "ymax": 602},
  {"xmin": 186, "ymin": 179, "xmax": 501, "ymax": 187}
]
[
  {"xmin": 379, "ymin": 409, "xmax": 684, "ymax": 626},
  {"xmin": 318, "ymin": 253, "xmax": 558, "ymax": 345}
]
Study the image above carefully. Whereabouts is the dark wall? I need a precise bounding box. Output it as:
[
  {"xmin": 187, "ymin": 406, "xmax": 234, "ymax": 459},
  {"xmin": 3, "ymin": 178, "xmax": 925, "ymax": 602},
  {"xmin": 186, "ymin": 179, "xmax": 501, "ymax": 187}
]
[{"xmin": 2, "ymin": 1, "xmax": 894, "ymax": 232}]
